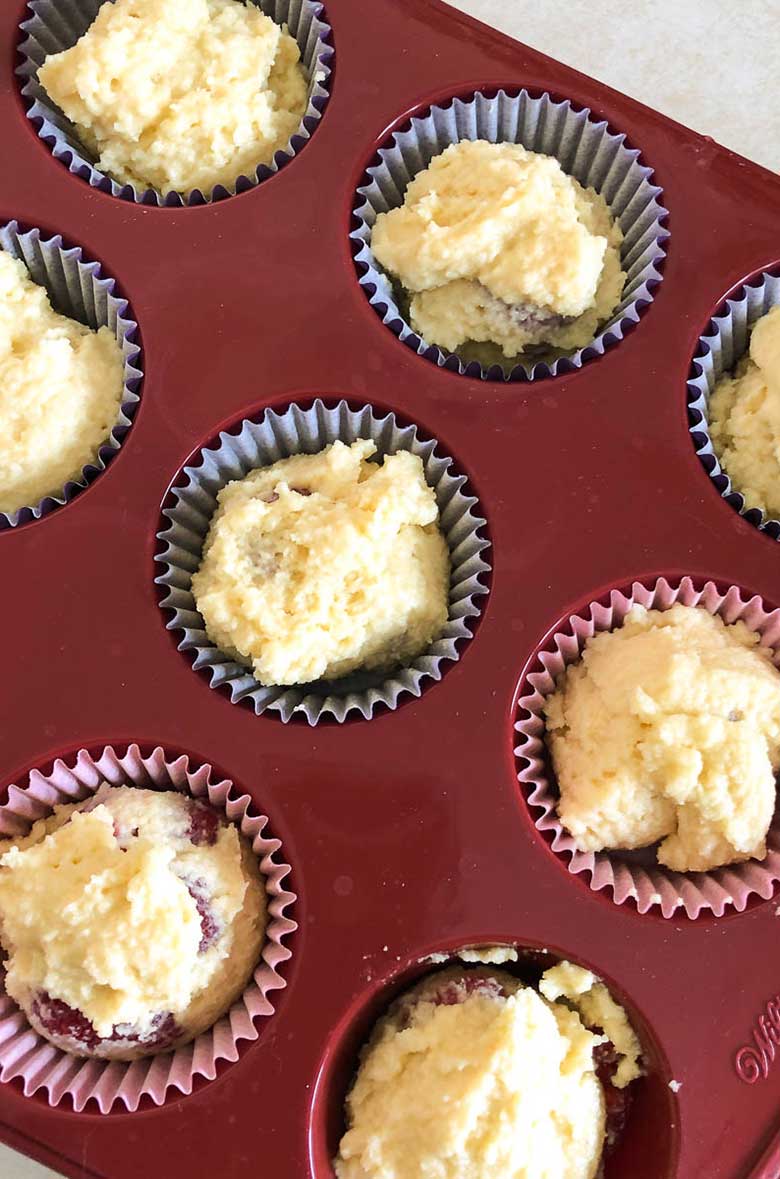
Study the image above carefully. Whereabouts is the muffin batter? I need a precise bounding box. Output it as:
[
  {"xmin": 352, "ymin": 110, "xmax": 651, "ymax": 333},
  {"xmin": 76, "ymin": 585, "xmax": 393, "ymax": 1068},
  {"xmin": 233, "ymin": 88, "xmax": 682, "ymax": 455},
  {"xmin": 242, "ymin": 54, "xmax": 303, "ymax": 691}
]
[
  {"xmin": 710, "ymin": 305, "xmax": 780, "ymax": 518},
  {"xmin": 37, "ymin": 0, "xmax": 308, "ymax": 194},
  {"xmin": 0, "ymin": 786, "xmax": 266, "ymax": 1059},
  {"xmin": 371, "ymin": 140, "xmax": 625, "ymax": 358},
  {"xmin": 192, "ymin": 439, "xmax": 450, "ymax": 686},
  {"xmin": 545, "ymin": 604, "xmax": 780, "ymax": 873},
  {"xmin": 539, "ymin": 962, "xmax": 641, "ymax": 1090},
  {"xmin": 0, "ymin": 251, "xmax": 123, "ymax": 515},
  {"xmin": 334, "ymin": 962, "xmax": 641, "ymax": 1179}
]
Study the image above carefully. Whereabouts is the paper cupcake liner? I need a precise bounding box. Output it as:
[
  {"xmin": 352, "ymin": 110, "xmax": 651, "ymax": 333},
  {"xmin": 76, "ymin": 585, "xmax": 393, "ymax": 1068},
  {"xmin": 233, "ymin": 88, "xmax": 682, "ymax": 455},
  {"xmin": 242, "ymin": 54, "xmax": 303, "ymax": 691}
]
[
  {"xmin": 17, "ymin": 0, "xmax": 333, "ymax": 206},
  {"xmin": 514, "ymin": 576, "xmax": 780, "ymax": 918},
  {"xmin": 688, "ymin": 270, "xmax": 780, "ymax": 540},
  {"xmin": 155, "ymin": 399, "xmax": 491, "ymax": 723},
  {"xmin": 0, "ymin": 221, "xmax": 142, "ymax": 529},
  {"xmin": 0, "ymin": 744, "xmax": 296, "ymax": 1112},
  {"xmin": 351, "ymin": 88, "xmax": 668, "ymax": 381}
]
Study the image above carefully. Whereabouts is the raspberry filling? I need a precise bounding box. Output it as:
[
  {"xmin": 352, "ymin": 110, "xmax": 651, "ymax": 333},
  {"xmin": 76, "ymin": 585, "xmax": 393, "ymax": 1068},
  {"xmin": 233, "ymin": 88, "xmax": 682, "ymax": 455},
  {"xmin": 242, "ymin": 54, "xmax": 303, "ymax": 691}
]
[
  {"xmin": 593, "ymin": 1038, "xmax": 632, "ymax": 1150},
  {"xmin": 508, "ymin": 301, "xmax": 570, "ymax": 333},
  {"xmin": 395, "ymin": 973, "xmax": 506, "ymax": 1030},
  {"xmin": 32, "ymin": 993, "xmax": 181, "ymax": 1051},
  {"xmin": 32, "ymin": 993, "xmax": 101, "ymax": 1050},
  {"xmin": 185, "ymin": 877, "xmax": 220, "ymax": 952},
  {"xmin": 187, "ymin": 801, "xmax": 220, "ymax": 846},
  {"xmin": 430, "ymin": 975, "xmax": 507, "ymax": 1006}
]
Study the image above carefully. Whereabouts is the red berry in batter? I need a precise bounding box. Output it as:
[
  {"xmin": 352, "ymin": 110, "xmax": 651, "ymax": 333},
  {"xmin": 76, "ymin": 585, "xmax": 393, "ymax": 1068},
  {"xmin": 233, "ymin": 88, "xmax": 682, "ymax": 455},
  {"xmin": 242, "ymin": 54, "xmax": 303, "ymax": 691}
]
[
  {"xmin": 185, "ymin": 877, "xmax": 220, "ymax": 951},
  {"xmin": 187, "ymin": 801, "xmax": 220, "ymax": 846},
  {"xmin": 32, "ymin": 993, "xmax": 100, "ymax": 1050}
]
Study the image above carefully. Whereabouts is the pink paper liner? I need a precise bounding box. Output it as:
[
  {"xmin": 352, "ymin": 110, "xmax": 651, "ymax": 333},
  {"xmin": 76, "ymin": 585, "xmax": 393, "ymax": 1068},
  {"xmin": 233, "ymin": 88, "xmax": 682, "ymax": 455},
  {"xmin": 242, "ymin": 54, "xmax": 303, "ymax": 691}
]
[
  {"xmin": 514, "ymin": 577, "xmax": 780, "ymax": 919},
  {"xmin": 0, "ymin": 744, "xmax": 296, "ymax": 1112}
]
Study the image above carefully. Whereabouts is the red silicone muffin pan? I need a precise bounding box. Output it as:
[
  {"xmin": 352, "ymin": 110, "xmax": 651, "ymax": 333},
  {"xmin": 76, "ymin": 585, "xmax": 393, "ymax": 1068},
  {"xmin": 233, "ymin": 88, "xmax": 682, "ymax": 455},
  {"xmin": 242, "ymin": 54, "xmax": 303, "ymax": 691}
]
[{"xmin": 1, "ymin": 0, "xmax": 779, "ymax": 1176}]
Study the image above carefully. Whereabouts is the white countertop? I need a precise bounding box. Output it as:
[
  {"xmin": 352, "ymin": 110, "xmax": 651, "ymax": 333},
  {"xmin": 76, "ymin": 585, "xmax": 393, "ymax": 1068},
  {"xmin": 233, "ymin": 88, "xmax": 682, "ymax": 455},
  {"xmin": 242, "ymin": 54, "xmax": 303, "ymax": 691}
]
[
  {"xmin": 2, "ymin": 2, "xmax": 776, "ymax": 1177},
  {"xmin": 448, "ymin": 0, "xmax": 778, "ymax": 172}
]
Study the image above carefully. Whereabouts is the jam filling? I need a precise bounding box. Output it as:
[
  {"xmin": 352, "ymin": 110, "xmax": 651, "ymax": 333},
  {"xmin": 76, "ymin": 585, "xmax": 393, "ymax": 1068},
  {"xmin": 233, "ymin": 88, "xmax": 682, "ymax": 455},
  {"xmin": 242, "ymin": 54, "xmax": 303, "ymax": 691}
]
[
  {"xmin": 187, "ymin": 800, "xmax": 220, "ymax": 846},
  {"xmin": 508, "ymin": 301, "xmax": 570, "ymax": 332},
  {"xmin": 430, "ymin": 975, "xmax": 507, "ymax": 1006},
  {"xmin": 593, "ymin": 1037, "xmax": 632, "ymax": 1150},
  {"xmin": 32, "ymin": 993, "xmax": 101, "ymax": 1050},
  {"xmin": 32, "ymin": 993, "xmax": 181, "ymax": 1051},
  {"xmin": 395, "ymin": 973, "xmax": 506, "ymax": 1030},
  {"xmin": 185, "ymin": 877, "xmax": 220, "ymax": 952}
]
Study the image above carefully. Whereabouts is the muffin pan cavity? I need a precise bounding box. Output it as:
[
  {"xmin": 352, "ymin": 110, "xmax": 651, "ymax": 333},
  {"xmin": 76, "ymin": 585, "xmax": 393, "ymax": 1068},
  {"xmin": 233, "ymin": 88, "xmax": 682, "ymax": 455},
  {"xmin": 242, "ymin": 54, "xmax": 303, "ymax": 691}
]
[
  {"xmin": 155, "ymin": 398, "xmax": 491, "ymax": 724},
  {"xmin": 514, "ymin": 576, "xmax": 780, "ymax": 919},
  {"xmin": 17, "ymin": 0, "xmax": 333, "ymax": 206},
  {"xmin": 688, "ymin": 265, "xmax": 780, "ymax": 541},
  {"xmin": 309, "ymin": 941, "xmax": 678, "ymax": 1179},
  {"xmin": 0, "ymin": 220, "xmax": 141, "ymax": 529},
  {"xmin": 0, "ymin": 744, "xmax": 295, "ymax": 1112},
  {"xmin": 351, "ymin": 87, "xmax": 668, "ymax": 382}
]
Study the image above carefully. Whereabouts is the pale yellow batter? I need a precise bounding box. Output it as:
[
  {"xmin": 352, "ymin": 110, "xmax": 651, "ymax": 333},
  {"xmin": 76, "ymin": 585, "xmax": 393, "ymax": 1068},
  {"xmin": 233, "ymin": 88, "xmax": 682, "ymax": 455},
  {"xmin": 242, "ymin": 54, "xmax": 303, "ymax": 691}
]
[
  {"xmin": 192, "ymin": 439, "xmax": 450, "ymax": 686},
  {"xmin": 0, "ymin": 251, "xmax": 123, "ymax": 515},
  {"xmin": 371, "ymin": 140, "xmax": 625, "ymax": 358},
  {"xmin": 38, "ymin": 0, "xmax": 308, "ymax": 194},
  {"xmin": 335, "ymin": 963, "xmax": 641, "ymax": 1179},
  {"xmin": 0, "ymin": 786, "xmax": 266, "ymax": 1059},
  {"xmin": 545, "ymin": 604, "xmax": 780, "ymax": 873},
  {"xmin": 710, "ymin": 305, "xmax": 780, "ymax": 519},
  {"xmin": 539, "ymin": 962, "xmax": 641, "ymax": 1089}
]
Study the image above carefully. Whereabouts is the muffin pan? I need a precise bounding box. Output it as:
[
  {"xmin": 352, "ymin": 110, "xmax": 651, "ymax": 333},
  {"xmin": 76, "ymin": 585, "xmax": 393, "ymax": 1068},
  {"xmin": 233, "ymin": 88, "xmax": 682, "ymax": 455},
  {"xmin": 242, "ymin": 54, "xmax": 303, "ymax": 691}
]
[{"xmin": 1, "ymin": 0, "xmax": 780, "ymax": 1176}]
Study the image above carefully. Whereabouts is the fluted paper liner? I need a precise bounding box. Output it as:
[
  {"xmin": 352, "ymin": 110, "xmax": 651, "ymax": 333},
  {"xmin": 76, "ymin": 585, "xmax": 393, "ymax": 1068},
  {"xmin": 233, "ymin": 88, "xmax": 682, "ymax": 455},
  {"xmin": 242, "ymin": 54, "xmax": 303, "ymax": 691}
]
[
  {"xmin": 0, "ymin": 745, "xmax": 296, "ymax": 1112},
  {"xmin": 688, "ymin": 270, "xmax": 780, "ymax": 540},
  {"xmin": 0, "ymin": 221, "xmax": 141, "ymax": 529},
  {"xmin": 351, "ymin": 88, "xmax": 668, "ymax": 381},
  {"xmin": 514, "ymin": 577, "xmax": 780, "ymax": 918},
  {"xmin": 17, "ymin": 0, "xmax": 333, "ymax": 206},
  {"xmin": 155, "ymin": 399, "xmax": 491, "ymax": 723}
]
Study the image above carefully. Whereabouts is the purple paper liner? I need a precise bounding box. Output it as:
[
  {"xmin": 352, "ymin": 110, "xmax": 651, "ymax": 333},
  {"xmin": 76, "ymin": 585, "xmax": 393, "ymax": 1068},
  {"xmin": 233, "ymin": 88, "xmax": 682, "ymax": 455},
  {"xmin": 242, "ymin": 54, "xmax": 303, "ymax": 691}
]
[
  {"xmin": 16, "ymin": 0, "xmax": 333, "ymax": 206},
  {"xmin": 351, "ymin": 88, "xmax": 668, "ymax": 381},
  {"xmin": 0, "ymin": 220, "xmax": 142, "ymax": 529},
  {"xmin": 0, "ymin": 744, "xmax": 296, "ymax": 1112},
  {"xmin": 514, "ymin": 577, "xmax": 780, "ymax": 918},
  {"xmin": 688, "ymin": 269, "xmax": 780, "ymax": 541}
]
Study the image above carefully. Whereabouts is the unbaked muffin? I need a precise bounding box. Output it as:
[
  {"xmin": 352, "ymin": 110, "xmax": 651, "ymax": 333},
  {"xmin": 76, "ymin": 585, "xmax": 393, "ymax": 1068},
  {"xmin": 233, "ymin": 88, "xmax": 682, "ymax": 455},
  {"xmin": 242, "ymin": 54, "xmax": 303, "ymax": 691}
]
[
  {"xmin": 334, "ymin": 960, "xmax": 641, "ymax": 1179},
  {"xmin": 0, "ymin": 251, "xmax": 124, "ymax": 515},
  {"xmin": 370, "ymin": 140, "xmax": 625, "ymax": 360},
  {"xmin": 545, "ymin": 604, "xmax": 780, "ymax": 873},
  {"xmin": 191, "ymin": 439, "xmax": 450, "ymax": 686},
  {"xmin": 0, "ymin": 785, "xmax": 266, "ymax": 1059},
  {"xmin": 37, "ymin": 0, "xmax": 308, "ymax": 195},
  {"xmin": 710, "ymin": 304, "xmax": 780, "ymax": 519}
]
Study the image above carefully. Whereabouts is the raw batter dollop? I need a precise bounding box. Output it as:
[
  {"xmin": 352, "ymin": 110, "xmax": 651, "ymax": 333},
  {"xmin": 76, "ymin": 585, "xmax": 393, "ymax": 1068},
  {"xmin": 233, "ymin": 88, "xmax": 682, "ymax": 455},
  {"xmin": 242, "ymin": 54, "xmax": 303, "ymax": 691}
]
[
  {"xmin": 334, "ymin": 962, "xmax": 641, "ymax": 1179},
  {"xmin": 192, "ymin": 439, "xmax": 450, "ymax": 686},
  {"xmin": 371, "ymin": 140, "xmax": 625, "ymax": 358},
  {"xmin": 710, "ymin": 305, "xmax": 780, "ymax": 519},
  {"xmin": 545, "ymin": 604, "xmax": 780, "ymax": 872},
  {"xmin": 0, "ymin": 251, "xmax": 123, "ymax": 515},
  {"xmin": 0, "ymin": 786, "xmax": 266, "ymax": 1059},
  {"xmin": 38, "ymin": 0, "xmax": 308, "ymax": 194}
]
